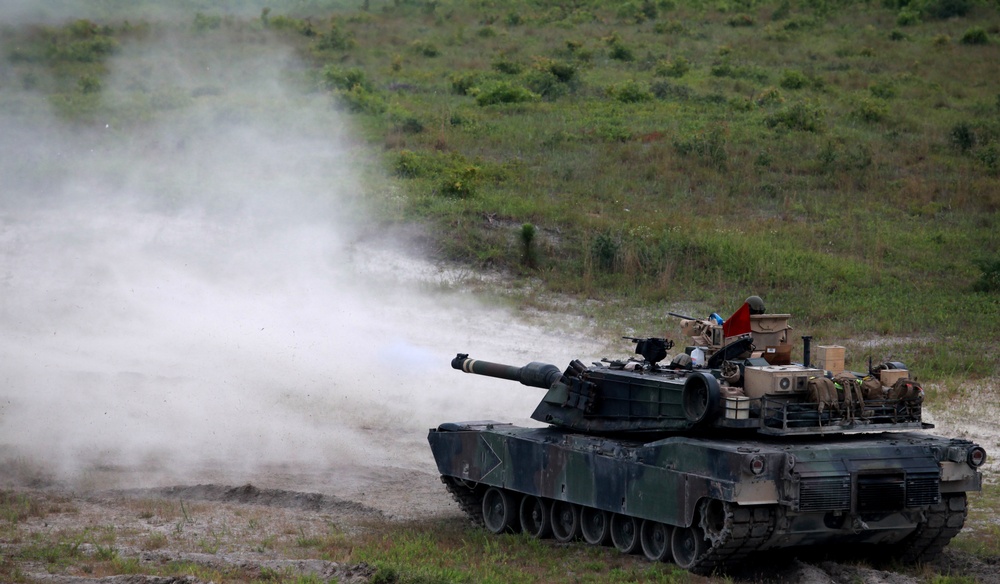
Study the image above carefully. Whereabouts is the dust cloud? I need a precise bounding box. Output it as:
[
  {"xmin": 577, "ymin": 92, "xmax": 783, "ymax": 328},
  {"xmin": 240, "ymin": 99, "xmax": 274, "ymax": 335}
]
[{"xmin": 0, "ymin": 18, "xmax": 602, "ymax": 489}]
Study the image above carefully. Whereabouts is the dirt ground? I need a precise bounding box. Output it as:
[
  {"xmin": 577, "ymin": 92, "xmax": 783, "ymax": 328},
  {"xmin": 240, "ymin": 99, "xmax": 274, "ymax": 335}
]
[{"xmin": 2, "ymin": 423, "xmax": 999, "ymax": 584}]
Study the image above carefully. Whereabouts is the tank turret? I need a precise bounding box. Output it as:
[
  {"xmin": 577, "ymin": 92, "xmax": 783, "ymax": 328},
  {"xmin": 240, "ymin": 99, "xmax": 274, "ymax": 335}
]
[{"xmin": 451, "ymin": 321, "xmax": 927, "ymax": 436}]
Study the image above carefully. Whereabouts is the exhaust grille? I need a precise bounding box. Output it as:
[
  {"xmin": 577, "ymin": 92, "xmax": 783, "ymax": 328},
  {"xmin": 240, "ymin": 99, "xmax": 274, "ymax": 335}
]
[
  {"xmin": 799, "ymin": 476, "xmax": 850, "ymax": 511},
  {"xmin": 905, "ymin": 472, "xmax": 941, "ymax": 507}
]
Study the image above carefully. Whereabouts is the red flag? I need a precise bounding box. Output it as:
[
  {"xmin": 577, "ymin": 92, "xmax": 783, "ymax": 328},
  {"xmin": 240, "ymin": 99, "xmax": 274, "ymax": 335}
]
[{"xmin": 723, "ymin": 302, "xmax": 751, "ymax": 338}]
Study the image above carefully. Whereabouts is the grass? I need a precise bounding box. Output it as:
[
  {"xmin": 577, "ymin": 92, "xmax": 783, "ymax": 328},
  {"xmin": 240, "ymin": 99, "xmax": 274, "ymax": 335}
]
[{"xmin": 4, "ymin": 487, "xmax": 999, "ymax": 583}]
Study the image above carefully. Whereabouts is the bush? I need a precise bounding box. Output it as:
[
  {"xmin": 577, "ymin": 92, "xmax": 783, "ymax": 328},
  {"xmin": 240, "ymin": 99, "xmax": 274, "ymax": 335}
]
[
  {"xmin": 950, "ymin": 122, "xmax": 976, "ymax": 152},
  {"xmin": 474, "ymin": 81, "xmax": 538, "ymax": 105},
  {"xmin": 960, "ymin": 27, "xmax": 989, "ymax": 45},
  {"xmin": 525, "ymin": 70, "xmax": 569, "ymax": 100},
  {"xmin": 922, "ymin": 0, "xmax": 973, "ymax": 19},
  {"xmin": 607, "ymin": 80, "xmax": 652, "ymax": 103},
  {"xmin": 334, "ymin": 84, "xmax": 387, "ymax": 114},
  {"xmin": 450, "ymin": 72, "xmax": 480, "ymax": 95},
  {"xmin": 492, "ymin": 57, "xmax": 523, "ymax": 75},
  {"xmin": 651, "ymin": 80, "xmax": 692, "ymax": 101},
  {"xmin": 656, "ymin": 56, "xmax": 691, "ymax": 78},
  {"xmin": 608, "ymin": 41, "xmax": 635, "ymax": 62},
  {"xmin": 779, "ymin": 69, "xmax": 810, "ymax": 90},
  {"xmin": 315, "ymin": 23, "xmax": 355, "ymax": 50},
  {"xmin": 896, "ymin": 7, "xmax": 920, "ymax": 26},
  {"xmin": 852, "ymin": 97, "xmax": 889, "ymax": 123},
  {"xmin": 673, "ymin": 126, "xmax": 728, "ymax": 168},
  {"xmin": 869, "ymin": 81, "xmax": 898, "ymax": 99},
  {"xmin": 411, "ymin": 39, "xmax": 440, "ymax": 57},
  {"xmin": 766, "ymin": 101, "xmax": 826, "ymax": 132},
  {"xmin": 972, "ymin": 257, "xmax": 1000, "ymax": 293},
  {"xmin": 322, "ymin": 66, "xmax": 369, "ymax": 91},
  {"xmin": 440, "ymin": 165, "xmax": 480, "ymax": 197},
  {"xmin": 977, "ymin": 141, "xmax": 999, "ymax": 175},
  {"xmin": 592, "ymin": 232, "xmax": 621, "ymax": 272}
]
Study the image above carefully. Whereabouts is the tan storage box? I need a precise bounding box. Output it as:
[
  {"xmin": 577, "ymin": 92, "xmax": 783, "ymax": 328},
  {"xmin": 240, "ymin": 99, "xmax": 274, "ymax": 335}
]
[
  {"xmin": 880, "ymin": 369, "xmax": 910, "ymax": 387},
  {"xmin": 815, "ymin": 345, "xmax": 846, "ymax": 373},
  {"xmin": 744, "ymin": 365, "xmax": 824, "ymax": 398},
  {"xmin": 749, "ymin": 314, "xmax": 791, "ymax": 348}
]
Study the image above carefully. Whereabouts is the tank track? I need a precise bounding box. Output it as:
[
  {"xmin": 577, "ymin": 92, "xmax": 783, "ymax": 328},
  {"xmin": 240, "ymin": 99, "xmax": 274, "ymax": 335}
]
[
  {"xmin": 690, "ymin": 503, "xmax": 777, "ymax": 575},
  {"xmin": 893, "ymin": 493, "xmax": 967, "ymax": 563},
  {"xmin": 440, "ymin": 475, "xmax": 484, "ymax": 526},
  {"xmin": 441, "ymin": 475, "xmax": 779, "ymax": 574}
]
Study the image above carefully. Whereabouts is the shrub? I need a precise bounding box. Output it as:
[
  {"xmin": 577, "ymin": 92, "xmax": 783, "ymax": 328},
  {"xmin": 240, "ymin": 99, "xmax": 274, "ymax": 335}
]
[
  {"xmin": 673, "ymin": 126, "xmax": 728, "ymax": 168},
  {"xmin": 852, "ymin": 97, "xmax": 889, "ymax": 123},
  {"xmin": 889, "ymin": 29, "xmax": 909, "ymax": 41},
  {"xmin": 923, "ymin": 0, "xmax": 972, "ymax": 19},
  {"xmin": 520, "ymin": 223, "xmax": 537, "ymax": 267},
  {"xmin": 766, "ymin": 101, "xmax": 826, "ymax": 132},
  {"xmin": 411, "ymin": 39, "xmax": 440, "ymax": 57},
  {"xmin": 334, "ymin": 84, "xmax": 386, "ymax": 114},
  {"xmin": 440, "ymin": 165, "xmax": 480, "ymax": 197},
  {"xmin": 315, "ymin": 23, "xmax": 355, "ymax": 50},
  {"xmin": 450, "ymin": 72, "xmax": 480, "ymax": 95},
  {"xmin": 972, "ymin": 257, "xmax": 1000, "ymax": 292},
  {"xmin": 394, "ymin": 150, "xmax": 430, "ymax": 178},
  {"xmin": 609, "ymin": 42, "xmax": 635, "ymax": 61},
  {"xmin": 977, "ymin": 141, "xmax": 999, "ymax": 175},
  {"xmin": 77, "ymin": 74, "xmax": 101, "ymax": 94},
  {"xmin": 651, "ymin": 80, "xmax": 692, "ymax": 101},
  {"xmin": 896, "ymin": 7, "xmax": 920, "ymax": 26},
  {"xmin": 869, "ymin": 81, "xmax": 898, "ymax": 99},
  {"xmin": 607, "ymin": 80, "xmax": 652, "ymax": 103},
  {"xmin": 592, "ymin": 232, "xmax": 621, "ymax": 272},
  {"xmin": 960, "ymin": 27, "xmax": 989, "ymax": 45},
  {"xmin": 656, "ymin": 56, "xmax": 690, "ymax": 78},
  {"xmin": 950, "ymin": 122, "xmax": 976, "ymax": 152},
  {"xmin": 322, "ymin": 66, "xmax": 370, "ymax": 91},
  {"xmin": 492, "ymin": 57, "xmax": 523, "ymax": 75},
  {"xmin": 525, "ymin": 70, "xmax": 569, "ymax": 100},
  {"xmin": 474, "ymin": 81, "xmax": 538, "ymax": 105},
  {"xmin": 779, "ymin": 69, "xmax": 810, "ymax": 90}
]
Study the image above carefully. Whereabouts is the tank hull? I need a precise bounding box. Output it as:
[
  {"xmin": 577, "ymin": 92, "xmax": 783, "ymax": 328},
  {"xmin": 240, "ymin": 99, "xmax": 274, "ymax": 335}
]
[{"xmin": 428, "ymin": 421, "xmax": 981, "ymax": 573}]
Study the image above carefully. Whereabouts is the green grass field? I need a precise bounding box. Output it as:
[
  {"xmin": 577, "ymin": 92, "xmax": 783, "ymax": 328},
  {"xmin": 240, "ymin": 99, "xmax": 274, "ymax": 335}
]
[{"xmin": 8, "ymin": 0, "xmax": 994, "ymax": 376}]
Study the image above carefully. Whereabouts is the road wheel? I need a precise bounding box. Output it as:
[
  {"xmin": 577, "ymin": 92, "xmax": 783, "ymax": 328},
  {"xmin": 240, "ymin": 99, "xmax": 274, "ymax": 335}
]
[
  {"xmin": 482, "ymin": 487, "xmax": 517, "ymax": 534},
  {"xmin": 640, "ymin": 519, "xmax": 672, "ymax": 562},
  {"xmin": 671, "ymin": 522, "xmax": 707, "ymax": 570},
  {"xmin": 550, "ymin": 501, "xmax": 580, "ymax": 543},
  {"xmin": 580, "ymin": 507, "xmax": 610, "ymax": 545},
  {"xmin": 610, "ymin": 513, "xmax": 640, "ymax": 554},
  {"xmin": 518, "ymin": 495, "xmax": 551, "ymax": 539}
]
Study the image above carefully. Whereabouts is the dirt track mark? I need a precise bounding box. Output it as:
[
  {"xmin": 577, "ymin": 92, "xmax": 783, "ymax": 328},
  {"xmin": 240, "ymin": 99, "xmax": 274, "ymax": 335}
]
[{"xmin": 108, "ymin": 483, "xmax": 385, "ymax": 520}]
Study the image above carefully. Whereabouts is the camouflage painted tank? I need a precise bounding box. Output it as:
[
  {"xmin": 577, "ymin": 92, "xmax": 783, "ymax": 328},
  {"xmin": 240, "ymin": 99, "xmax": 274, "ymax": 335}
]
[{"xmin": 427, "ymin": 298, "xmax": 986, "ymax": 574}]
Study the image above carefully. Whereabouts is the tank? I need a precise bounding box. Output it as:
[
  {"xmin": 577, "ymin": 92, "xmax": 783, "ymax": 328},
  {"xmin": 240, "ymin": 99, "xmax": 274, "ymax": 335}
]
[{"xmin": 427, "ymin": 300, "xmax": 986, "ymax": 574}]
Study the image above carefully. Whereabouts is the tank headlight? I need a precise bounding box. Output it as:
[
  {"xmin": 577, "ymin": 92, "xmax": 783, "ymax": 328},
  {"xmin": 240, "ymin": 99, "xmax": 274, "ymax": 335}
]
[
  {"xmin": 968, "ymin": 446, "xmax": 987, "ymax": 468},
  {"xmin": 748, "ymin": 455, "xmax": 766, "ymax": 475}
]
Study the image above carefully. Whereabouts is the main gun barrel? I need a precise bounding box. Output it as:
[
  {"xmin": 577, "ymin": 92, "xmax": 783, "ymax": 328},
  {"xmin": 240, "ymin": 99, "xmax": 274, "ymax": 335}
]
[{"xmin": 452, "ymin": 353, "xmax": 563, "ymax": 389}]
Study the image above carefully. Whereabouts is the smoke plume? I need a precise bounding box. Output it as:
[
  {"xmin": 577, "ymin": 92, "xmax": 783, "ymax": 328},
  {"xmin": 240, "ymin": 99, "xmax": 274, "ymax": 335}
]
[{"xmin": 0, "ymin": 17, "xmax": 600, "ymax": 488}]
